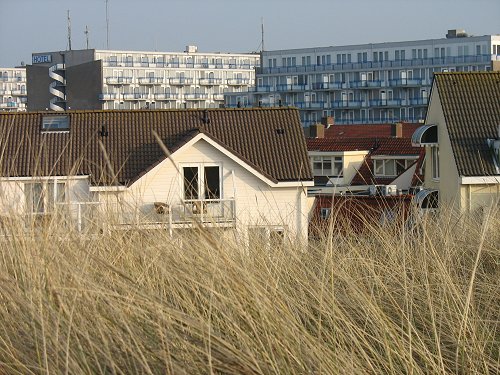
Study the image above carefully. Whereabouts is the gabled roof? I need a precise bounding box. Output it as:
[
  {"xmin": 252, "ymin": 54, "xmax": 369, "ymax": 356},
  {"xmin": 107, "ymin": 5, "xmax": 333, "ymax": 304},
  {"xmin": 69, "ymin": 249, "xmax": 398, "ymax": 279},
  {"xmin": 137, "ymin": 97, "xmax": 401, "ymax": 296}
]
[
  {"xmin": 433, "ymin": 72, "xmax": 500, "ymax": 177},
  {"xmin": 307, "ymin": 138, "xmax": 375, "ymax": 152},
  {"xmin": 0, "ymin": 108, "xmax": 313, "ymax": 186}
]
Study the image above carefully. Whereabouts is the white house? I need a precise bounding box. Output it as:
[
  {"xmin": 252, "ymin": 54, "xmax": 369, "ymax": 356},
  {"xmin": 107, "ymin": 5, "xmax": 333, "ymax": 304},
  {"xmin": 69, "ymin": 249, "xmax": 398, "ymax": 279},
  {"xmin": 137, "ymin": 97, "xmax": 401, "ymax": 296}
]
[
  {"xmin": 0, "ymin": 108, "xmax": 313, "ymax": 243},
  {"xmin": 412, "ymin": 71, "xmax": 500, "ymax": 211}
]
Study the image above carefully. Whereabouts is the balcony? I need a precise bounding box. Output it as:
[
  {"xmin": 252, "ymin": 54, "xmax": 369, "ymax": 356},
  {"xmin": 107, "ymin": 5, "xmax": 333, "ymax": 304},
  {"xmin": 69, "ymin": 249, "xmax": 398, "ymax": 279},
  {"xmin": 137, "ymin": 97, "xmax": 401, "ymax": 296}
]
[
  {"xmin": 311, "ymin": 82, "xmax": 342, "ymax": 90},
  {"xmin": 350, "ymin": 80, "xmax": 383, "ymax": 88},
  {"xmin": 295, "ymin": 101, "xmax": 326, "ymax": 109},
  {"xmin": 154, "ymin": 93, "xmax": 179, "ymax": 101},
  {"xmin": 256, "ymin": 85, "xmax": 272, "ymax": 92},
  {"xmin": 213, "ymin": 94, "xmax": 224, "ymax": 101},
  {"xmin": 106, "ymin": 77, "xmax": 133, "ymax": 85},
  {"xmin": 184, "ymin": 93, "xmax": 209, "ymax": 100},
  {"xmin": 409, "ymin": 97, "xmax": 429, "ymax": 106},
  {"xmin": 276, "ymin": 84, "xmax": 308, "ymax": 92},
  {"xmin": 122, "ymin": 93, "xmax": 149, "ymax": 101},
  {"xmin": 226, "ymin": 78, "xmax": 250, "ymax": 86},
  {"xmin": 169, "ymin": 77, "xmax": 194, "ymax": 86},
  {"xmin": 0, "ymin": 102, "xmax": 18, "ymax": 109},
  {"xmin": 331, "ymin": 100, "xmax": 363, "ymax": 109},
  {"xmin": 99, "ymin": 93, "xmax": 118, "ymax": 101},
  {"xmin": 199, "ymin": 78, "xmax": 222, "ymax": 86},
  {"xmin": 138, "ymin": 77, "xmax": 164, "ymax": 85},
  {"xmin": 106, "ymin": 199, "xmax": 236, "ymax": 229},
  {"xmin": 10, "ymin": 90, "xmax": 27, "ymax": 96},
  {"xmin": 388, "ymin": 78, "xmax": 423, "ymax": 87}
]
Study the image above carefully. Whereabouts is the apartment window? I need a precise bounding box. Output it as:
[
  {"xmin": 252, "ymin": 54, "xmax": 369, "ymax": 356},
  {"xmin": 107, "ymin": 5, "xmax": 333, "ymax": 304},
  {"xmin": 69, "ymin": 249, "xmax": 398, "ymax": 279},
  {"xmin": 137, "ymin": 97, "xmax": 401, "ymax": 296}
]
[
  {"xmin": 412, "ymin": 49, "xmax": 417, "ymax": 59},
  {"xmin": 108, "ymin": 55, "xmax": 117, "ymax": 66},
  {"xmin": 417, "ymin": 49, "xmax": 422, "ymax": 59},
  {"xmin": 434, "ymin": 47, "xmax": 439, "ymax": 58},
  {"xmin": 357, "ymin": 52, "xmax": 362, "ymax": 63},
  {"xmin": 182, "ymin": 165, "xmax": 221, "ymax": 200},
  {"xmin": 476, "ymin": 45, "xmax": 481, "ymax": 55},
  {"xmin": 282, "ymin": 58, "xmax": 286, "ymax": 67},
  {"xmin": 384, "ymin": 51, "xmax": 389, "ymax": 61},
  {"xmin": 458, "ymin": 46, "xmax": 463, "ymax": 56},
  {"xmin": 395, "ymin": 50, "xmax": 400, "ymax": 60},
  {"xmin": 326, "ymin": 55, "xmax": 331, "ymax": 65},
  {"xmin": 317, "ymin": 56, "xmax": 321, "ymax": 65},
  {"xmin": 431, "ymin": 147, "xmax": 440, "ymax": 180},
  {"xmin": 373, "ymin": 52, "xmax": 378, "ymax": 62},
  {"xmin": 423, "ymin": 49, "xmax": 428, "ymax": 59},
  {"xmin": 25, "ymin": 181, "xmax": 66, "ymax": 214},
  {"xmin": 363, "ymin": 52, "xmax": 368, "ymax": 62},
  {"xmin": 441, "ymin": 48, "xmax": 445, "ymax": 58},
  {"xmin": 301, "ymin": 56, "xmax": 306, "ymax": 66},
  {"xmin": 337, "ymin": 54, "xmax": 341, "ymax": 64},
  {"xmin": 401, "ymin": 50, "xmax": 405, "ymax": 60}
]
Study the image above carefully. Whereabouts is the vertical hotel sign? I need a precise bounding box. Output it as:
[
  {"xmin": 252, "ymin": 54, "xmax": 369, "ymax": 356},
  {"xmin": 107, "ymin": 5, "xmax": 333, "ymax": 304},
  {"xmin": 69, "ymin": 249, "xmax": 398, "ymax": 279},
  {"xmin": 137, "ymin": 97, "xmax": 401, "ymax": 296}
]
[{"xmin": 32, "ymin": 54, "xmax": 52, "ymax": 64}]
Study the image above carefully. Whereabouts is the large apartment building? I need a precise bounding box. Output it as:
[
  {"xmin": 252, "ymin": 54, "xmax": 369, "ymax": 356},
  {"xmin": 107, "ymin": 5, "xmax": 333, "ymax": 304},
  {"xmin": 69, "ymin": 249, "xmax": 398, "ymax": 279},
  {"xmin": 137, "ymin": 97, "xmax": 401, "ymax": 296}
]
[
  {"xmin": 225, "ymin": 30, "xmax": 500, "ymax": 126},
  {"xmin": 27, "ymin": 46, "xmax": 259, "ymax": 111},
  {"xmin": 0, "ymin": 67, "xmax": 28, "ymax": 112}
]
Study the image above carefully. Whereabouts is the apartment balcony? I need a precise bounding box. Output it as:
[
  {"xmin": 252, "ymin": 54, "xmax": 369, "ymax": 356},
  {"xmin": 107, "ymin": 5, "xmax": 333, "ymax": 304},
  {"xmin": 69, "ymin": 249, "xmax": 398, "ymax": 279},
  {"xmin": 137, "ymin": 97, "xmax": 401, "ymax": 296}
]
[
  {"xmin": 106, "ymin": 77, "xmax": 133, "ymax": 85},
  {"xmin": 99, "ymin": 93, "xmax": 118, "ymax": 101},
  {"xmin": 213, "ymin": 94, "xmax": 224, "ymax": 101},
  {"xmin": 199, "ymin": 78, "xmax": 222, "ymax": 86},
  {"xmin": 0, "ymin": 102, "xmax": 18, "ymax": 109},
  {"xmin": 10, "ymin": 90, "xmax": 27, "ymax": 96},
  {"xmin": 311, "ymin": 82, "xmax": 342, "ymax": 90},
  {"xmin": 226, "ymin": 78, "xmax": 250, "ymax": 86},
  {"xmin": 169, "ymin": 77, "xmax": 194, "ymax": 86},
  {"xmin": 138, "ymin": 77, "xmax": 164, "ymax": 85},
  {"xmin": 388, "ymin": 78, "xmax": 423, "ymax": 87},
  {"xmin": 122, "ymin": 93, "xmax": 150, "ymax": 101},
  {"xmin": 295, "ymin": 101, "xmax": 327, "ymax": 110},
  {"xmin": 409, "ymin": 97, "xmax": 429, "ymax": 106},
  {"xmin": 184, "ymin": 93, "xmax": 209, "ymax": 100},
  {"xmin": 256, "ymin": 85, "xmax": 272, "ymax": 92},
  {"xmin": 350, "ymin": 80, "xmax": 383, "ymax": 88},
  {"xmin": 369, "ymin": 99, "xmax": 404, "ymax": 107},
  {"xmin": 331, "ymin": 100, "xmax": 363, "ymax": 109},
  {"xmin": 154, "ymin": 93, "xmax": 179, "ymax": 101},
  {"xmin": 0, "ymin": 89, "xmax": 9, "ymax": 95},
  {"xmin": 276, "ymin": 84, "xmax": 309, "ymax": 92}
]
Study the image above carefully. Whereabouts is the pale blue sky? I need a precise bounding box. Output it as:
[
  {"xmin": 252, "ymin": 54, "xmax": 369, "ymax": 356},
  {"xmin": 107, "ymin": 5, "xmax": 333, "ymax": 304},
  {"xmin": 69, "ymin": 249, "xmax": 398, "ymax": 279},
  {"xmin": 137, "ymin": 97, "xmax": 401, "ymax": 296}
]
[{"xmin": 1, "ymin": 0, "xmax": 499, "ymax": 67}]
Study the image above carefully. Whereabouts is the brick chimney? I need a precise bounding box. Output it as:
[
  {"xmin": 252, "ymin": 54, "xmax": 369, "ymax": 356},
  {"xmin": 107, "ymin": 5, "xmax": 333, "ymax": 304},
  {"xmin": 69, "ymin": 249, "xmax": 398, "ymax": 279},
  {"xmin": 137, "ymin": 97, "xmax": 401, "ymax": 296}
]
[
  {"xmin": 309, "ymin": 123, "xmax": 325, "ymax": 139},
  {"xmin": 321, "ymin": 116, "xmax": 334, "ymax": 128},
  {"xmin": 391, "ymin": 122, "xmax": 403, "ymax": 138}
]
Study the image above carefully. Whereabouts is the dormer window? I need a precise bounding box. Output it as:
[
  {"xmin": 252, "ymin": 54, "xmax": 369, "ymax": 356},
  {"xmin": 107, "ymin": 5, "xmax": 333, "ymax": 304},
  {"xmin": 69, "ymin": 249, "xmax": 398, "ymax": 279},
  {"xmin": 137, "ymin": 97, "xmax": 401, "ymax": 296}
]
[{"xmin": 42, "ymin": 115, "xmax": 70, "ymax": 132}]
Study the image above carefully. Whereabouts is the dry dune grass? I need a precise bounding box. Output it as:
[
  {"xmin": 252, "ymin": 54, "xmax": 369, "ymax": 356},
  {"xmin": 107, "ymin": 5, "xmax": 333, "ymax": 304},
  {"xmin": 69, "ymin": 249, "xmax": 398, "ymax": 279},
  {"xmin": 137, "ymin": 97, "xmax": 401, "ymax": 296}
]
[{"xmin": 0, "ymin": 204, "xmax": 498, "ymax": 374}]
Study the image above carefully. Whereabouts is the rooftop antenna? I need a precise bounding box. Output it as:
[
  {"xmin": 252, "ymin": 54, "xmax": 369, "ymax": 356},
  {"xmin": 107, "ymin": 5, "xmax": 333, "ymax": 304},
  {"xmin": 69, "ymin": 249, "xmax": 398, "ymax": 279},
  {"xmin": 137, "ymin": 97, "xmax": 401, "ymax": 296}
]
[
  {"xmin": 67, "ymin": 10, "xmax": 72, "ymax": 51},
  {"xmin": 84, "ymin": 25, "xmax": 90, "ymax": 49},
  {"xmin": 105, "ymin": 0, "xmax": 110, "ymax": 49},
  {"xmin": 261, "ymin": 17, "xmax": 265, "ymax": 52}
]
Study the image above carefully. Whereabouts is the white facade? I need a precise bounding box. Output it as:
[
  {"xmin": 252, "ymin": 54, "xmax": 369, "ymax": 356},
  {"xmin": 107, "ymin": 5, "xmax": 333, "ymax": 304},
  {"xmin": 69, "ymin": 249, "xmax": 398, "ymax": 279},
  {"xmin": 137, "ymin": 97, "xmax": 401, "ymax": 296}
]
[
  {"xmin": 225, "ymin": 31, "xmax": 500, "ymax": 126},
  {"xmin": 0, "ymin": 67, "xmax": 27, "ymax": 112},
  {"xmin": 96, "ymin": 47, "xmax": 259, "ymax": 110},
  {"xmin": 0, "ymin": 134, "xmax": 310, "ymax": 243}
]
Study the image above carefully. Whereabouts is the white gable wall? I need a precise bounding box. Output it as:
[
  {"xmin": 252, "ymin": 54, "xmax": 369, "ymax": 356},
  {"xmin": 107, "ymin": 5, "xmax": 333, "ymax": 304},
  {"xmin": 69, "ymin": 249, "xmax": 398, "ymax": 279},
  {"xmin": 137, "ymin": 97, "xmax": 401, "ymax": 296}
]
[{"xmin": 114, "ymin": 138, "xmax": 309, "ymax": 242}]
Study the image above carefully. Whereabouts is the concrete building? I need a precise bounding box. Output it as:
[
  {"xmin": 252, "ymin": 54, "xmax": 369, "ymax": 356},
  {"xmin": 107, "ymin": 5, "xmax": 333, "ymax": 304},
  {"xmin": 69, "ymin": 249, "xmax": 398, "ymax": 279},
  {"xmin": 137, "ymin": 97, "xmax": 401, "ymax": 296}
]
[
  {"xmin": 225, "ymin": 30, "xmax": 500, "ymax": 126},
  {"xmin": 27, "ymin": 46, "xmax": 259, "ymax": 111},
  {"xmin": 0, "ymin": 67, "xmax": 28, "ymax": 112}
]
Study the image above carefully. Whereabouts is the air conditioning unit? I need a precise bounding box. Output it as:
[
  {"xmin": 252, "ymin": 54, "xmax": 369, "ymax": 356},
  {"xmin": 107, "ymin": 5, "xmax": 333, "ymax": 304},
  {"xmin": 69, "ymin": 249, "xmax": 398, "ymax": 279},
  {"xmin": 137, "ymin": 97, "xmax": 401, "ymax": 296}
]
[
  {"xmin": 382, "ymin": 185, "xmax": 398, "ymax": 196},
  {"xmin": 369, "ymin": 185, "xmax": 384, "ymax": 196}
]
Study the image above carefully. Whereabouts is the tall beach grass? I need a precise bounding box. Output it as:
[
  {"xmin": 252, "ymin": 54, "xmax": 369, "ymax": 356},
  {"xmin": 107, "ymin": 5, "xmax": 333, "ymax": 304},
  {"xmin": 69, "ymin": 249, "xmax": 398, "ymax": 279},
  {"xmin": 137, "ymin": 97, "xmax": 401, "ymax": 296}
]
[{"xmin": 0, "ymin": 204, "xmax": 498, "ymax": 374}]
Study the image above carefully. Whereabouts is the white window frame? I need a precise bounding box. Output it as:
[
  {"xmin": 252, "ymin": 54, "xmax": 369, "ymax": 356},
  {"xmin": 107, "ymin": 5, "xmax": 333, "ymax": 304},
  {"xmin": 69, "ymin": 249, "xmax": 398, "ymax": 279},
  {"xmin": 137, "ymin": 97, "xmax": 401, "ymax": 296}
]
[
  {"xmin": 248, "ymin": 225, "xmax": 287, "ymax": 251},
  {"xmin": 373, "ymin": 158, "xmax": 417, "ymax": 177},
  {"xmin": 431, "ymin": 146, "xmax": 440, "ymax": 180},
  {"xmin": 24, "ymin": 179, "xmax": 67, "ymax": 214},
  {"xmin": 180, "ymin": 163, "xmax": 223, "ymax": 201},
  {"xmin": 311, "ymin": 156, "xmax": 343, "ymax": 177}
]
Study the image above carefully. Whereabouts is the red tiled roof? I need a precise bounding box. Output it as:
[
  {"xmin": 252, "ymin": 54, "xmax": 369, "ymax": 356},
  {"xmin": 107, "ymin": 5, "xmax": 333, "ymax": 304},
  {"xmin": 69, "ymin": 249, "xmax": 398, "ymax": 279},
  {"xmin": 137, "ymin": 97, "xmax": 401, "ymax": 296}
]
[
  {"xmin": 324, "ymin": 123, "xmax": 421, "ymax": 139},
  {"xmin": 307, "ymin": 138, "xmax": 376, "ymax": 152},
  {"xmin": 0, "ymin": 108, "xmax": 313, "ymax": 186}
]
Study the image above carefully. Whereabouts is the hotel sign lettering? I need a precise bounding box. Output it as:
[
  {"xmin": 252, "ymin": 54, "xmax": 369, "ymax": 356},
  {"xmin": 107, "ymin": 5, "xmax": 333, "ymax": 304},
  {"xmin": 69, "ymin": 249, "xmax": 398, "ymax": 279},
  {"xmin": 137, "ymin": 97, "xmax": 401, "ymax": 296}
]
[{"xmin": 32, "ymin": 54, "xmax": 52, "ymax": 64}]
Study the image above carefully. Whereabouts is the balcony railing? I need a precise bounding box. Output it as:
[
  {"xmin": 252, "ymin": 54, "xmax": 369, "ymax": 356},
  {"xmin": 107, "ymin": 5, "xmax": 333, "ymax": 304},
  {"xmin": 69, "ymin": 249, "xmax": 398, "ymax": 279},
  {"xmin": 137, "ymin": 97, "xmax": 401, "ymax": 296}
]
[
  {"xmin": 276, "ymin": 84, "xmax": 309, "ymax": 92},
  {"xmin": 10, "ymin": 90, "xmax": 27, "ymax": 96},
  {"xmin": 213, "ymin": 94, "xmax": 224, "ymax": 101},
  {"xmin": 184, "ymin": 93, "xmax": 209, "ymax": 100},
  {"xmin": 226, "ymin": 78, "xmax": 250, "ymax": 86},
  {"xmin": 295, "ymin": 101, "xmax": 327, "ymax": 109},
  {"xmin": 138, "ymin": 77, "xmax": 164, "ymax": 85},
  {"xmin": 0, "ymin": 102, "xmax": 18, "ymax": 108},
  {"xmin": 311, "ymin": 82, "xmax": 342, "ymax": 90},
  {"xmin": 409, "ymin": 97, "xmax": 429, "ymax": 106},
  {"xmin": 199, "ymin": 78, "xmax": 222, "ymax": 86},
  {"xmin": 106, "ymin": 77, "xmax": 133, "ymax": 85},
  {"xmin": 99, "ymin": 93, "xmax": 118, "ymax": 100},
  {"xmin": 105, "ymin": 199, "xmax": 236, "ymax": 228},
  {"xmin": 388, "ymin": 78, "xmax": 423, "ymax": 87},
  {"xmin": 122, "ymin": 93, "xmax": 149, "ymax": 100},
  {"xmin": 154, "ymin": 93, "xmax": 179, "ymax": 100},
  {"xmin": 169, "ymin": 77, "xmax": 194, "ymax": 85}
]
